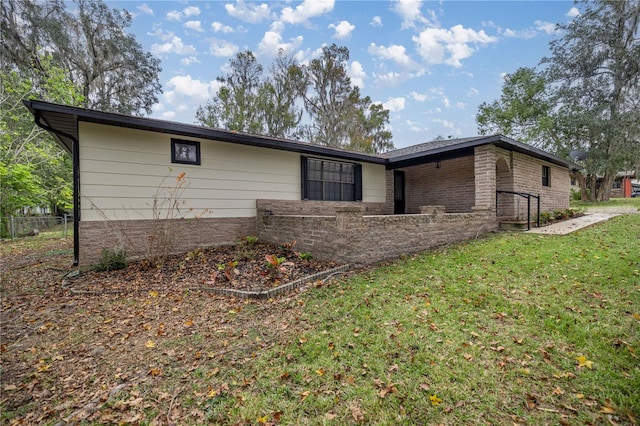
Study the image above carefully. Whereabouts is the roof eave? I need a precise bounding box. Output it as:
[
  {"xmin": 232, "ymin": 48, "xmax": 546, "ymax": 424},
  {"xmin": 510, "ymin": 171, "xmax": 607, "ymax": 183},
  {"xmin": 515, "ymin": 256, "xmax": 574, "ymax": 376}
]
[{"xmin": 24, "ymin": 100, "xmax": 387, "ymax": 165}]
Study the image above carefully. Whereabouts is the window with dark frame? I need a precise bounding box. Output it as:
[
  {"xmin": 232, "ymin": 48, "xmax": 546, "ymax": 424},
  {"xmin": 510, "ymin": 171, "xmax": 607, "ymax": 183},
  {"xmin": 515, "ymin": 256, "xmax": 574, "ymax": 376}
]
[
  {"xmin": 542, "ymin": 165, "xmax": 550, "ymax": 187},
  {"xmin": 171, "ymin": 138, "xmax": 201, "ymax": 165},
  {"xmin": 301, "ymin": 157, "xmax": 362, "ymax": 201}
]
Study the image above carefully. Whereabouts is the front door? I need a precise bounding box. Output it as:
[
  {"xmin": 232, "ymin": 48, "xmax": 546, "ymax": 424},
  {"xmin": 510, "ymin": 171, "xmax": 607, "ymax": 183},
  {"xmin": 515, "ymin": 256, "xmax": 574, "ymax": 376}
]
[{"xmin": 394, "ymin": 170, "xmax": 405, "ymax": 214}]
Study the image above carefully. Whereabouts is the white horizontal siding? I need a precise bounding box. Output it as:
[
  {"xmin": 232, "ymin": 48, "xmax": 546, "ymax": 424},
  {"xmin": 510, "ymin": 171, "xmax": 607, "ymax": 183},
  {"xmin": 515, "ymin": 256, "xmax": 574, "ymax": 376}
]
[{"xmin": 79, "ymin": 122, "xmax": 387, "ymax": 221}]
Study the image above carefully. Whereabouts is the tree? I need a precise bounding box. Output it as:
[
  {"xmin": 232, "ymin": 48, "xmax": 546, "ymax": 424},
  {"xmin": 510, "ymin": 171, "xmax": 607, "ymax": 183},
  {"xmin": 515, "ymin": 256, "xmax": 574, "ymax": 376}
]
[
  {"xmin": 260, "ymin": 50, "xmax": 307, "ymax": 139},
  {"xmin": 301, "ymin": 44, "xmax": 355, "ymax": 147},
  {"xmin": 544, "ymin": 0, "xmax": 640, "ymax": 200},
  {"xmin": 196, "ymin": 51, "xmax": 265, "ymax": 134},
  {"xmin": 476, "ymin": 68, "xmax": 557, "ymax": 149},
  {"xmin": 1, "ymin": 0, "xmax": 162, "ymax": 115},
  {"xmin": 196, "ymin": 45, "xmax": 394, "ymax": 153},
  {"xmin": 347, "ymin": 90, "xmax": 394, "ymax": 154},
  {"xmin": 0, "ymin": 60, "xmax": 82, "ymax": 236},
  {"xmin": 476, "ymin": 0, "xmax": 640, "ymax": 201}
]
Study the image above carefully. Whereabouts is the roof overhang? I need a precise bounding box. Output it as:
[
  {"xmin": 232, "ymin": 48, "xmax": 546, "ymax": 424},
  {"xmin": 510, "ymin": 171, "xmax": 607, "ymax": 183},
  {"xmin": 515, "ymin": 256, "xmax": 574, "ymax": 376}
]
[
  {"xmin": 23, "ymin": 100, "xmax": 387, "ymax": 165},
  {"xmin": 385, "ymin": 134, "xmax": 578, "ymax": 170},
  {"xmin": 24, "ymin": 100, "xmax": 577, "ymax": 171}
]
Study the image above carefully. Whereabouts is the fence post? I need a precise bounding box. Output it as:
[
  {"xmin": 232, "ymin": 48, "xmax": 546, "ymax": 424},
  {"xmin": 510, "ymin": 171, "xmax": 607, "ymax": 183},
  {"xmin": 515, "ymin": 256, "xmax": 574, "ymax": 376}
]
[
  {"xmin": 10, "ymin": 216, "xmax": 15, "ymax": 240},
  {"xmin": 64, "ymin": 213, "xmax": 68, "ymax": 238}
]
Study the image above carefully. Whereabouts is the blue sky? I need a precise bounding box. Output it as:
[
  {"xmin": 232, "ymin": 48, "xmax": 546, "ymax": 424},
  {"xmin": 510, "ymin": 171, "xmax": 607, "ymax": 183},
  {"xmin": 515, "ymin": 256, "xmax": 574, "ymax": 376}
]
[{"xmin": 108, "ymin": 0, "xmax": 580, "ymax": 149}]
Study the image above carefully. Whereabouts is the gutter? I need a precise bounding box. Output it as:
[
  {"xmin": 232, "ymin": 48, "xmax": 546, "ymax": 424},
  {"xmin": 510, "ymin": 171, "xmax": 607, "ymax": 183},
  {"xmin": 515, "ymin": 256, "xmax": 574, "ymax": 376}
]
[{"xmin": 33, "ymin": 111, "xmax": 80, "ymax": 266}]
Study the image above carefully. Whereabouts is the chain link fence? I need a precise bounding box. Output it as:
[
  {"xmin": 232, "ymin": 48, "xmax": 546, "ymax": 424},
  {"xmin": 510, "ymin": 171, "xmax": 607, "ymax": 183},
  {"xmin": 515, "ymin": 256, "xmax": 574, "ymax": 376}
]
[{"xmin": 1, "ymin": 215, "xmax": 73, "ymax": 239}]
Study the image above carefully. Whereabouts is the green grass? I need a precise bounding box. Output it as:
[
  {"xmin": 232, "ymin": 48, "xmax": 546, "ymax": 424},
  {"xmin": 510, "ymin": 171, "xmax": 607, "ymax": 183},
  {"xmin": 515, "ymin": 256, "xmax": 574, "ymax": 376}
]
[
  {"xmin": 571, "ymin": 197, "xmax": 640, "ymax": 210},
  {"xmin": 2, "ymin": 215, "xmax": 638, "ymax": 425},
  {"xmin": 205, "ymin": 215, "xmax": 640, "ymax": 424}
]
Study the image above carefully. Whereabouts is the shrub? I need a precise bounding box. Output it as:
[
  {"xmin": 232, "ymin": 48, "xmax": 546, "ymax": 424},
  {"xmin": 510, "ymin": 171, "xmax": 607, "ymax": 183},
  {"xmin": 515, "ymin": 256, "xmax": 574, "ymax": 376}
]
[{"xmin": 93, "ymin": 247, "xmax": 127, "ymax": 272}]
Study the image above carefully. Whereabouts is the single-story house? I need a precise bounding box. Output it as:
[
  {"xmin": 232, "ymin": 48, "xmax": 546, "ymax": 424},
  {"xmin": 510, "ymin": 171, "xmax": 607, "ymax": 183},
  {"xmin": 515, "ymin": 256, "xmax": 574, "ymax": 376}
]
[{"xmin": 25, "ymin": 100, "xmax": 577, "ymax": 266}]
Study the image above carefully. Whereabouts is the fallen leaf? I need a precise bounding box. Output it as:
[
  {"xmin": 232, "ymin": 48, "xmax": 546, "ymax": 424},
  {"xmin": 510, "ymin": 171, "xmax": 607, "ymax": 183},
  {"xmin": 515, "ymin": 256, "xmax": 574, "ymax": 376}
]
[
  {"xmin": 149, "ymin": 290, "xmax": 158, "ymax": 298},
  {"xmin": 600, "ymin": 400, "xmax": 615, "ymax": 414},
  {"xmin": 576, "ymin": 355, "xmax": 594, "ymax": 369},
  {"xmin": 430, "ymin": 394, "xmax": 443, "ymax": 406},
  {"xmin": 419, "ymin": 382, "xmax": 430, "ymax": 392},
  {"xmin": 349, "ymin": 402, "xmax": 365, "ymax": 422},
  {"xmin": 257, "ymin": 415, "xmax": 268, "ymax": 424},
  {"xmin": 145, "ymin": 340, "xmax": 156, "ymax": 348},
  {"xmin": 184, "ymin": 318, "xmax": 194, "ymax": 327},
  {"xmin": 316, "ymin": 368, "xmax": 325, "ymax": 376},
  {"xmin": 4, "ymin": 384, "xmax": 17, "ymax": 391}
]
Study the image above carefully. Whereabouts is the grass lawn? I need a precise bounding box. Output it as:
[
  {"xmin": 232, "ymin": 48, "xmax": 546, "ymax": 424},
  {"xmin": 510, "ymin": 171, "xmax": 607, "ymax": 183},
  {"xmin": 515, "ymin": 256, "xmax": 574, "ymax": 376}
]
[
  {"xmin": 571, "ymin": 197, "xmax": 640, "ymax": 210},
  {"xmin": 1, "ymin": 214, "xmax": 638, "ymax": 425}
]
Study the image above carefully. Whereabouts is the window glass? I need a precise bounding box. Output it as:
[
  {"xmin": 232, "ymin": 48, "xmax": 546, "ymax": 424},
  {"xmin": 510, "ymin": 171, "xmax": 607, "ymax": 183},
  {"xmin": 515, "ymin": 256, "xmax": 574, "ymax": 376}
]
[{"xmin": 304, "ymin": 158, "xmax": 358, "ymax": 201}]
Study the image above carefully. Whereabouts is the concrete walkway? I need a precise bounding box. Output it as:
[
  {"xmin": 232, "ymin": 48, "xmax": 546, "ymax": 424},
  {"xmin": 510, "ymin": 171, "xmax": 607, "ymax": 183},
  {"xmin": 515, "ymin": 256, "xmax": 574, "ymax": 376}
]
[{"xmin": 526, "ymin": 213, "xmax": 620, "ymax": 235}]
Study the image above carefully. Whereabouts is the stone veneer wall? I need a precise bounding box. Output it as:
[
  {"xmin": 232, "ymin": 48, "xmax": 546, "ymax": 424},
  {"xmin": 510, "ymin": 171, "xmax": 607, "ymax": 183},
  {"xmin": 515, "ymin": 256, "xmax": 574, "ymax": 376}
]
[
  {"xmin": 79, "ymin": 217, "xmax": 255, "ymax": 266},
  {"xmin": 256, "ymin": 203, "xmax": 497, "ymax": 266}
]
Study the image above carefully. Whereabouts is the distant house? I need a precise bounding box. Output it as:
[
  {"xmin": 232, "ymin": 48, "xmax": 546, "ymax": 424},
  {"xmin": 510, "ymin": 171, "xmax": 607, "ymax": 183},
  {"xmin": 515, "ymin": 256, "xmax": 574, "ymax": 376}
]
[
  {"xmin": 25, "ymin": 100, "xmax": 576, "ymax": 266},
  {"xmin": 610, "ymin": 171, "xmax": 638, "ymax": 198}
]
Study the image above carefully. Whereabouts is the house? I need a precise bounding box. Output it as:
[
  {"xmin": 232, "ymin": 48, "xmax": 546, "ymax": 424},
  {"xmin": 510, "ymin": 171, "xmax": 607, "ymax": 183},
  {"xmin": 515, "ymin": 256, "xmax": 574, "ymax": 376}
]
[{"xmin": 25, "ymin": 100, "xmax": 577, "ymax": 266}]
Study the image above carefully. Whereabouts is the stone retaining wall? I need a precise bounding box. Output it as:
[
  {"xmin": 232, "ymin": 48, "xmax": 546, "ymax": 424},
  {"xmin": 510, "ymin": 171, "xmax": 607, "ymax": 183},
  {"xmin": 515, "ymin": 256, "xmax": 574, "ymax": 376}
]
[{"xmin": 257, "ymin": 203, "xmax": 497, "ymax": 265}]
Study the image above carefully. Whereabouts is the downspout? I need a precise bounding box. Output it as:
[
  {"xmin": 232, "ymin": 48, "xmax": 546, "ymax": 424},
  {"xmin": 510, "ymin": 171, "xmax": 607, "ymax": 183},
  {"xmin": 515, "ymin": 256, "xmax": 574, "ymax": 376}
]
[{"xmin": 33, "ymin": 111, "xmax": 81, "ymax": 266}]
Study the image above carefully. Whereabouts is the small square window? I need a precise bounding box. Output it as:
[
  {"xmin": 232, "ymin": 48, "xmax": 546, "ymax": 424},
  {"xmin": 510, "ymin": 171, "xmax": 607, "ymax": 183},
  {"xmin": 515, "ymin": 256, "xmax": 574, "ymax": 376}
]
[
  {"xmin": 171, "ymin": 139, "xmax": 200, "ymax": 165},
  {"xmin": 542, "ymin": 165, "xmax": 550, "ymax": 187}
]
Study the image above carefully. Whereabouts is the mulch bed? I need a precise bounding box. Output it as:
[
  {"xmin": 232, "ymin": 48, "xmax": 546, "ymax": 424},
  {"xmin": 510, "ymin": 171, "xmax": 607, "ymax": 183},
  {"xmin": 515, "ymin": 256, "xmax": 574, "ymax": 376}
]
[{"xmin": 67, "ymin": 241, "xmax": 344, "ymax": 295}]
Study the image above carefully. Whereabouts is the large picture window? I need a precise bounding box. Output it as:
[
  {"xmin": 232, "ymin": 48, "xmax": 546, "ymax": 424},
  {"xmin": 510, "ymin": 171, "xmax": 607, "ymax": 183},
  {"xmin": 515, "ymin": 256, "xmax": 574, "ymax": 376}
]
[{"xmin": 301, "ymin": 157, "xmax": 362, "ymax": 201}]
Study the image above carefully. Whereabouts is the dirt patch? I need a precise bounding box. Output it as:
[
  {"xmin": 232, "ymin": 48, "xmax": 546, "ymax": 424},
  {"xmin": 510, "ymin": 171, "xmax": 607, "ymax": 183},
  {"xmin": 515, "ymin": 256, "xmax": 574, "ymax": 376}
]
[
  {"xmin": 69, "ymin": 241, "xmax": 343, "ymax": 295},
  {"xmin": 0, "ymin": 237, "xmax": 346, "ymax": 424}
]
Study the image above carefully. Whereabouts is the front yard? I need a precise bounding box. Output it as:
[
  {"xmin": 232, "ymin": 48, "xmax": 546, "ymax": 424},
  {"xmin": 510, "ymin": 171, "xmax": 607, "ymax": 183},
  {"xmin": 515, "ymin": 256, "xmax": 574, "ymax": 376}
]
[{"xmin": 1, "ymin": 214, "xmax": 638, "ymax": 425}]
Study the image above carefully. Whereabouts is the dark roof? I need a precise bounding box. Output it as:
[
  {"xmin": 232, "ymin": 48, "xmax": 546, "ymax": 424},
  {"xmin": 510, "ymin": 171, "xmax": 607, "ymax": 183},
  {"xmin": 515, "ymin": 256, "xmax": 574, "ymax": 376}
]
[
  {"xmin": 24, "ymin": 100, "xmax": 577, "ymax": 170},
  {"xmin": 383, "ymin": 135, "xmax": 578, "ymax": 169}
]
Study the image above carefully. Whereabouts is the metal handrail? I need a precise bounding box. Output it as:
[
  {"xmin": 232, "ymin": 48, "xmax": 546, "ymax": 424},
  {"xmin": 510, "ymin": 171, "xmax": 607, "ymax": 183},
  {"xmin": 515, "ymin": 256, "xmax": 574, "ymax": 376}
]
[{"xmin": 496, "ymin": 190, "xmax": 540, "ymax": 230}]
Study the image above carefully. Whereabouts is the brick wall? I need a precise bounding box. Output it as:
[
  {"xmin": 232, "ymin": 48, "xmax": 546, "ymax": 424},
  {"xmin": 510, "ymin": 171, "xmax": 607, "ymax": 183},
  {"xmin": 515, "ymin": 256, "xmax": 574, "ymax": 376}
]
[
  {"xmin": 399, "ymin": 156, "xmax": 476, "ymax": 213},
  {"xmin": 79, "ymin": 217, "xmax": 255, "ymax": 266},
  {"xmin": 257, "ymin": 205, "xmax": 498, "ymax": 266},
  {"xmin": 256, "ymin": 199, "xmax": 393, "ymax": 215},
  {"xmin": 510, "ymin": 150, "xmax": 570, "ymax": 215}
]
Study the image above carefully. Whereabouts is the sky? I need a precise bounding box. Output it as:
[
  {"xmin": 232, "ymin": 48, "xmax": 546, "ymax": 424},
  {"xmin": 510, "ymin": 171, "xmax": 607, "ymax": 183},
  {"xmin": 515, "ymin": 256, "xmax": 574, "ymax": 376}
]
[{"xmin": 107, "ymin": 0, "xmax": 581, "ymax": 149}]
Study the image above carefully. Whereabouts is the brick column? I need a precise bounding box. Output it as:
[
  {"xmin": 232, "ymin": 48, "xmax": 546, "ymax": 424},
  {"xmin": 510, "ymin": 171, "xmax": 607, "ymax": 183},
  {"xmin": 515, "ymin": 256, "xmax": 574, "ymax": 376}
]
[{"xmin": 474, "ymin": 145, "xmax": 497, "ymax": 212}]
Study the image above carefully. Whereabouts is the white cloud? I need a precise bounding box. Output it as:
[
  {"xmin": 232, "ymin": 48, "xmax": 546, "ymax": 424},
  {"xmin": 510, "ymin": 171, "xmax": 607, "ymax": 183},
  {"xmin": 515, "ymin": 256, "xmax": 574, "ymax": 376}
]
[
  {"xmin": 534, "ymin": 20, "xmax": 557, "ymax": 35},
  {"xmin": 212, "ymin": 21, "xmax": 234, "ymax": 33},
  {"xmin": 405, "ymin": 119, "xmax": 428, "ymax": 132},
  {"xmin": 166, "ymin": 6, "xmax": 199, "ymax": 21},
  {"xmin": 442, "ymin": 96, "xmax": 450, "ymax": 108},
  {"xmin": 409, "ymin": 91, "xmax": 429, "ymax": 102},
  {"xmin": 455, "ymin": 102, "xmax": 466, "ymax": 109},
  {"xmin": 258, "ymin": 22, "xmax": 304, "ymax": 58},
  {"xmin": 566, "ymin": 7, "xmax": 580, "ymax": 17},
  {"xmin": 161, "ymin": 75, "xmax": 223, "ymax": 118},
  {"xmin": 413, "ymin": 25, "xmax": 497, "ymax": 67},
  {"xmin": 383, "ymin": 97, "xmax": 406, "ymax": 112},
  {"xmin": 151, "ymin": 36, "xmax": 197, "ymax": 56},
  {"xmin": 503, "ymin": 28, "xmax": 537, "ymax": 39},
  {"xmin": 432, "ymin": 117, "xmax": 455, "ymax": 129},
  {"xmin": 348, "ymin": 61, "xmax": 366, "ymax": 88},
  {"xmin": 370, "ymin": 16, "xmax": 382, "ymax": 27},
  {"xmin": 166, "ymin": 10, "xmax": 182, "ymax": 21},
  {"xmin": 225, "ymin": 1, "xmax": 273, "ymax": 23},
  {"xmin": 368, "ymin": 43, "xmax": 414, "ymax": 68},
  {"xmin": 180, "ymin": 56, "xmax": 201, "ymax": 66},
  {"xmin": 281, "ymin": 0, "xmax": 334, "ymax": 25},
  {"xmin": 137, "ymin": 3, "xmax": 153, "ymax": 16},
  {"xmin": 392, "ymin": 0, "xmax": 437, "ymax": 29},
  {"xmin": 184, "ymin": 20, "xmax": 204, "ymax": 32},
  {"xmin": 329, "ymin": 20, "xmax": 355, "ymax": 39},
  {"xmin": 183, "ymin": 6, "xmax": 200, "ymax": 17},
  {"xmin": 467, "ymin": 86, "xmax": 479, "ymax": 97},
  {"xmin": 373, "ymin": 71, "xmax": 402, "ymax": 85},
  {"xmin": 208, "ymin": 40, "xmax": 239, "ymax": 57}
]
